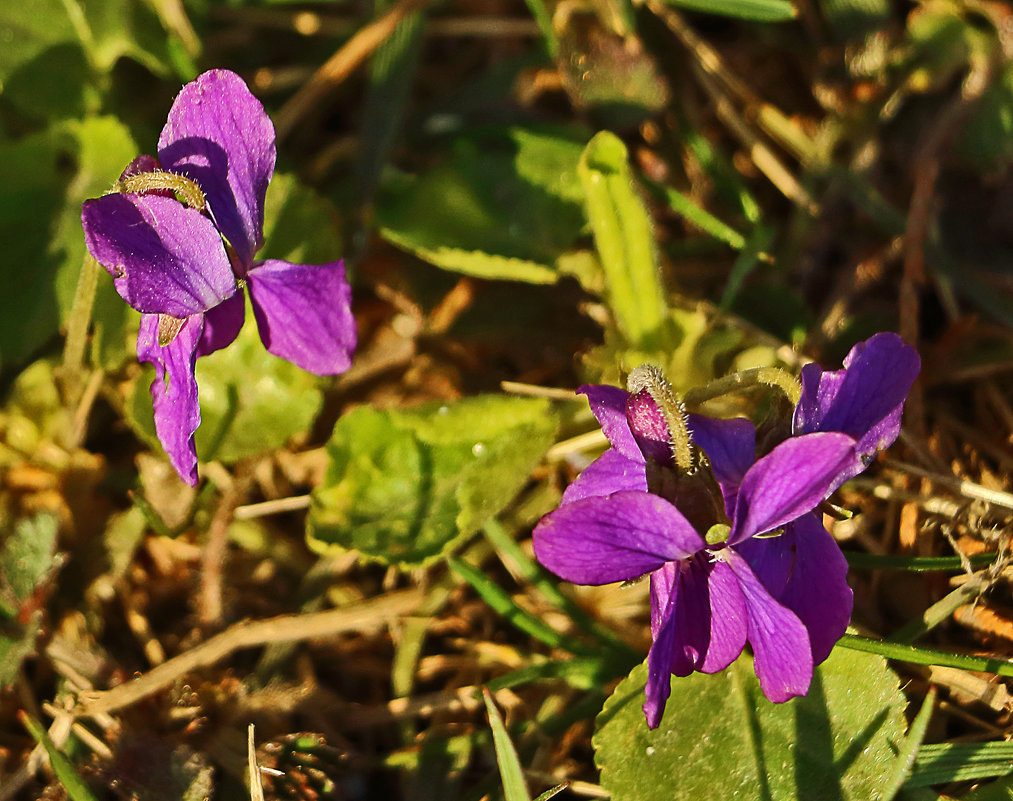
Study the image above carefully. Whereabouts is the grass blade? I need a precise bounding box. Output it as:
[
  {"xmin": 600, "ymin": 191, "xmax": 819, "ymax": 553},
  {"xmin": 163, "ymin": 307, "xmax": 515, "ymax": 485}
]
[
  {"xmin": 483, "ymin": 687, "xmax": 531, "ymax": 801},
  {"xmin": 19, "ymin": 713, "xmax": 99, "ymax": 801}
]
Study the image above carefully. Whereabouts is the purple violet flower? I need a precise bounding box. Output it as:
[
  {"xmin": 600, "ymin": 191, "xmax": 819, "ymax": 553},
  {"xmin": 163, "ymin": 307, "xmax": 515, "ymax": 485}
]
[
  {"xmin": 533, "ymin": 333, "xmax": 919, "ymax": 729},
  {"xmin": 81, "ymin": 70, "xmax": 356, "ymax": 485}
]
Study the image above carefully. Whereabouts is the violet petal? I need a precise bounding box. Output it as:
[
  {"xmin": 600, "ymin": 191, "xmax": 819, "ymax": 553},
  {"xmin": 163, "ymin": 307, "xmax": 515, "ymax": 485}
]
[
  {"xmin": 793, "ymin": 333, "xmax": 920, "ymax": 460},
  {"xmin": 728, "ymin": 432, "xmax": 857, "ymax": 545},
  {"xmin": 776, "ymin": 513, "xmax": 853, "ymax": 664},
  {"xmin": 688, "ymin": 414, "xmax": 756, "ymax": 515},
  {"xmin": 247, "ymin": 259, "xmax": 355, "ymax": 375},
  {"xmin": 158, "ymin": 69, "xmax": 276, "ymax": 269},
  {"xmin": 533, "ymin": 491, "xmax": 704, "ymax": 585},
  {"xmin": 82, "ymin": 193, "xmax": 237, "ymax": 318},
  {"xmin": 561, "ymin": 448, "xmax": 647, "ymax": 505},
  {"xmin": 668, "ymin": 559, "xmax": 712, "ymax": 677},
  {"xmin": 137, "ymin": 313, "xmax": 204, "ymax": 486},
  {"xmin": 723, "ymin": 550, "xmax": 813, "ymax": 702},
  {"xmin": 578, "ymin": 385, "xmax": 642, "ymax": 462},
  {"xmin": 698, "ymin": 559, "xmax": 749, "ymax": 673},
  {"xmin": 644, "ymin": 575, "xmax": 678, "ymax": 729},
  {"xmin": 197, "ymin": 291, "xmax": 245, "ymax": 358}
]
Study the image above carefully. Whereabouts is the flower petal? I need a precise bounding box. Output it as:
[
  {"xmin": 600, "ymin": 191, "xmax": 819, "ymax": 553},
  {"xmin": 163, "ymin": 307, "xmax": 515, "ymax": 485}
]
[
  {"xmin": 793, "ymin": 333, "xmax": 919, "ymax": 462},
  {"xmin": 197, "ymin": 291, "xmax": 245, "ymax": 358},
  {"xmin": 137, "ymin": 313, "xmax": 204, "ymax": 486},
  {"xmin": 776, "ymin": 514, "xmax": 852, "ymax": 665},
  {"xmin": 723, "ymin": 550, "xmax": 812, "ymax": 702},
  {"xmin": 246, "ymin": 259, "xmax": 355, "ymax": 375},
  {"xmin": 728, "ymin": 431, "xmax": 857, "ymax": 544},
  {"xmin": 578, "ymin": 385, "xmax": 642, "ymax": 461},
  {"xmin": 82, "ymin": 193, "xmax": 237, "ymax": 317},
  {"xmin": 561, "ymin": 448, "xmax": 647, "ymax": 505},
  {"xmin": 698, "ymin": 559, "xmax": 749, "ymax": 673},
  {"xmin": 644, "ymin": 573, "xmax": 678, "ymax": 729},
  {"xmin": 157, "ymin": 69, "xmax": 276, "ymax": 268},
  {"xmin": 533, "ymin": 491, "xmax": 704, "ymax": 585},
  {"xmin": 688, "ymin": 414, "xmax": 756, "ymax": 514}
]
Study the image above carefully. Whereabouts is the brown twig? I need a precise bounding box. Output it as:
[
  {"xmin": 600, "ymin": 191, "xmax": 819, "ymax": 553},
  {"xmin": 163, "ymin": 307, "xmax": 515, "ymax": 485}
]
[{"xmin": 75, "ymin": 588, "xmax": 422, "ymax": 718}]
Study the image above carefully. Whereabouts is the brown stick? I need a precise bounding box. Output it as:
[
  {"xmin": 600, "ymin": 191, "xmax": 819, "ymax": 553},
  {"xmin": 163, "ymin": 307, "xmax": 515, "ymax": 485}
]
[{"xmin": 75, "ymin": 589, "xmax": 422, "ymax": 718}]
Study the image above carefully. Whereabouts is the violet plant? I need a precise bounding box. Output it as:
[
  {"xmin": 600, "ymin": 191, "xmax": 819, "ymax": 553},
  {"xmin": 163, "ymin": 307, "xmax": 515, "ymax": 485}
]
[
  {"xmin": 533, "ymin": 334, "xmax": 919, "ymax": 728},
  {"xmin": 81, "ymin": 70, "xmax": 356, "ymax": 486}
]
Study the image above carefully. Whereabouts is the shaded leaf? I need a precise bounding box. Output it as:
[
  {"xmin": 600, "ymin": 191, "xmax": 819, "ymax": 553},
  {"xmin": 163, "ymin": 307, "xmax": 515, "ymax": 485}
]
[
  {"xmin": 377, "ymin": 128, "xmax": 587, "ymax": 283},
  {"xmin": 594, "ymin": 647, "xmax": 908, "ymax": 801}
]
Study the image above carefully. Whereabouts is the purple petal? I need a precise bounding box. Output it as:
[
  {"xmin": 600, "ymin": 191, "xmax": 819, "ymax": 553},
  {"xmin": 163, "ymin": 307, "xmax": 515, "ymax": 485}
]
[
  {"xmin": 728, "ymin": 432, "xmax": 858, "ymax": 545},
  {"xmin": 793, "ymin": 333, "xmax": 920, "ymax": 462},
  {"xmin": 246, "ymin": 259, "xmax": 355, "ymax": 375},
  {"xmin": 688, "ymin": 414, "xmax": 756, "ymax": 514},
  {"xmin": 644, "ymin": 573, "xmax": 678, "ymax": 729},
  {"xmin": 561, "ymin": 448, "xmax": 647, "ymax": 505},
  {"xmin": 667, "ymin": 559, "xmax": 712, "ymax": 677},
  {"xmin": 157, "ymin": 69, "xmax": 276, "ymax": 269},
  {"xmin": 197, "ymin": 291, "xmax": 245, "ymax": 358},
  {"xmin": 723, "ymin": 550, "xmax": 812, "ymax": 702},
  {"xmin": 776, "ymin": 514, "xmax": 852, "ymax": 665},
  {"xmin": 578, "ymin": 385, "xmax": 642, "ymax": 462},
  {"xmin": 82, "ymin": 193, "xmax": 237, "ymax": 318},
  {"xmin": 698, "ymin": 560, "xmax": 748, "ymax": 673},
  {"xmin": 137, "ymin": 313, "xmax": 204, "ymax": 486},
  {"xmin": 533, "ymin": 491, "xmax": 704, "ymax": 585}
]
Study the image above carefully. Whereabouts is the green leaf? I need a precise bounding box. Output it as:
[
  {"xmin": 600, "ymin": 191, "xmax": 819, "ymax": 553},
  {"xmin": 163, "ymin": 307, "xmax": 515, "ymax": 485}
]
[
  {"xmin": 0, "ymin": 130, "xmax": 66, "ymax": 368},
  {"xmin": 307, "ymin": 396, "xmax": 557, "ymax": 567},
  {"xmin": 882, "ymin": 687, "xmax": 934, "ymax": 800},
  {"xmin": 0, "ymin": 0, "xmax": 76, "ymax": 84},
  {"xmin": 260, "ymin": 171, "xmax": 344, "ymax": 266},
  {"xmin": 906, "ymin": 741, "xmax": 1013, "ymax": 788},
  {"xmin": 578, "ymin": 132, "xmax": 669, "ymax": 351},
  {"xmin": 483, "ymin": 688, "xmax": 531, "ymax": 801},
  {"xmin": 0, "ymin": 514, "xmax": 59, "ymax": 686},
  {"xmin": 532, "ymin": 785, "xmax": 569, "ymax": 801},
  {"xmin": 838, "ymin": 633, "xmax": 1013, "ymax": 679},
  {"xmin": 128, "ymin": 298, "xmax": 324, "ymax": 466},
  {"xmin": 377, "ymin": 128, "xmax": 587, "ymax": 283},
  {"xmin": 1, "ymin": 514, "xmax": 59, "ymax": 604},
  {"xmin": 76, "ymin": 0, "xmax": 174, "ymax": 76},
  {"xmin": 594, "ymin": 648, "xmax": 908, "ymax": 801},
  {"xmin": 661, "ymin": 0, "xmax": 797, "ymax": 22}
]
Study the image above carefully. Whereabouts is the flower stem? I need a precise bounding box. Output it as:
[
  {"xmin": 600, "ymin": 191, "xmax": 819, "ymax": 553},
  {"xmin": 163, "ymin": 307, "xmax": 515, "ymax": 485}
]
[
  {"xmin": 60, "ymin": 253, "xmax": 100, "ymax": 401},
  {"xmin": 683, "ymin": 366, "xmax": 802, "ymax": 408}
]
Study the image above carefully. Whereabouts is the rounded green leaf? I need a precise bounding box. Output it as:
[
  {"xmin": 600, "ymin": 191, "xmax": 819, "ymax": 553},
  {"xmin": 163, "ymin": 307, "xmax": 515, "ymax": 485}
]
[
  {"xmin": 594, "ymin": 648, "xmax": 908, "ymax": 801},
  {"xmin": 307, "ymin": 396, "xmax": 557, "ymax": 567}
]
